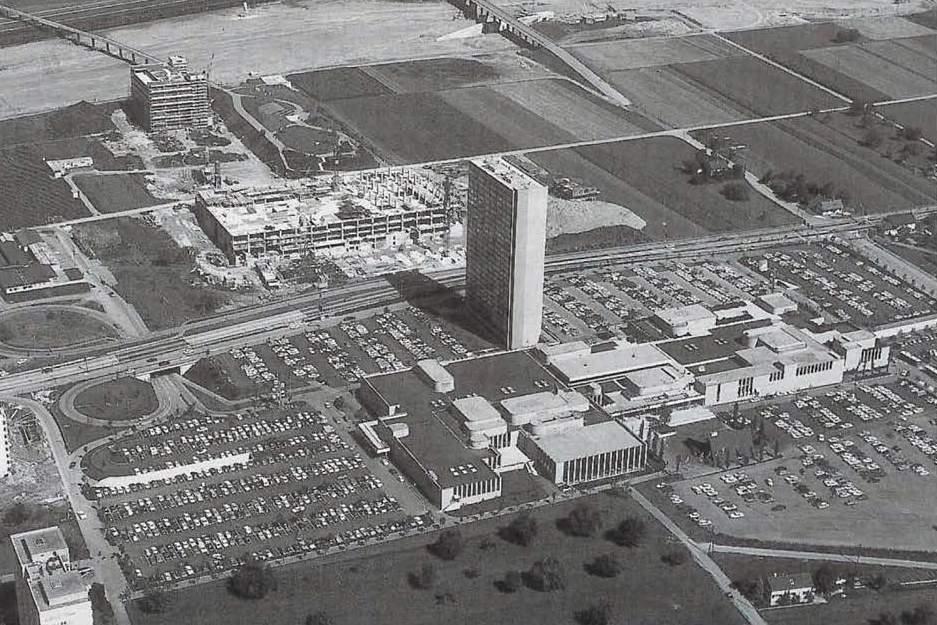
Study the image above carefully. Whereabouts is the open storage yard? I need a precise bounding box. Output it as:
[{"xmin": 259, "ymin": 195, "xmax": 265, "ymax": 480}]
[
  {"xmin": 128, "ymin": 490, "xmax": 745, "ymax": 625},
  {"xmin": 85, "ymin": 404, "xmax": 423, "ymax": 590},
  {"xmin": 699, "ymin": 114, "xmax": 937, "ymax": 214},
  {"xmin": 529, "ymin": 136, "xmax": 796, "ymax": 241},
  {"xmin": 649, "ymin": 378, "xmax": 937, "ymax": 554},
  {"xmin": 725, "ymin": 18, "xmax": 937, "ymax": 102}
]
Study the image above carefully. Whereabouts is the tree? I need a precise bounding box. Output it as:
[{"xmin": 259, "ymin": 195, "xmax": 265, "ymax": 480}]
[
  {"xmin": 527, "ymin": 557, "xmax": 565, "ymax": 592},
  {"xmin": 305, "ymin": 612, "xmax": 334, "ymax": 625},
  {"xmin": 731, "ymin": 577, "xmax": 763, "ymax": 602},
  {"xmin": 861, "ymin": 128, "xmax": 884, "ymax": 148},
  {"xmin": 721, "ymin": 182, "xmax": 751, "ymax": 202},
  {"xmin": 902, "ymin": 126, "xmax": 923, "ymax": 142},
  {"xmin": 500, "ymin": 513, "xmax": 538, "ymax": 546},
  {"xmin": 607, "ymin": 516, "xmax": 646, "ymax": 547},
  {"xmin": 429, "ymin": 529, "xmax": 464, "ymax": 561},
  {"xmin": 586, "ymin": 553, "xmax": 622, "ymax": 578},
  {"xmin": 561, "ymin": 503, "xmax": 603, "ymax": 537},
  {"xmin": 137, "ymin": 588, "xmax": 171, "ymax": 614},
  {"xmin": 813, "ymin": 564, "xmax": 837, "ymax": 596},
  {"xmin": 575, "ymin": 601, "xmax": 612, "ymax": 625},
  {"xmin": 498, "ymin": 570, "xmax": 523, "ymax": 593},
  {"xmin": 408, "ymin": 563, "xmax": 436, "ymax": 590},
  {"xmin": 88, "ymin": 583, "xmax": 116, "ymax": 625},
  {"xmin": 228, "ymin": 558, "xmax": 277, "ymax": 599}
]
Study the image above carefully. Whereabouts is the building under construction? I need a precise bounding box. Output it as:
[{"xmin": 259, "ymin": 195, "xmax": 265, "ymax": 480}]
[
  {"xmin": 194, "ymin": 170, "xmax": 451, "ymax": 265},
  {"xmin": 129, "ymin": 55, "xmax": 209, "ymax": 132}
]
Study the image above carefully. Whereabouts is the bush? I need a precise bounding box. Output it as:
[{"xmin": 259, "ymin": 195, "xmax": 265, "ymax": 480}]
[
  {"xmin": 429, "ymin": 529, "xmax": 464, "ymax": 561},
  {"xmin": 607, "ymin": 516, "xmax": 646, "ymax": 547},
  {"xmin": 585, "ymin": 553, "xmax": 621, "ymax": 578},
  {"xmin": 527, "ymin": 557, "xmax": 565, "ymax": 592},
  {"xmin": 661, "ymin": 548, "xmax": 688, "ymax": 566},
  {"xmin": 575, "ymin": 602, "xmax": 612, "ymax": 625},
  {"xmin": 408, "ymin": 563, "xmax": 436, "ymax": 590},
  {"xmin": 305, "ymin": 612, "xmax": 334, "ymax": 625},
  {"xmin": 721, "ymin": 182, "xmax": 751, "ymax": 202},
  {"xmin": 560, "ymin": 503, "xmax": 603, "ymax": 537},
  {"xmin": 500, "ymin": 513, "xmax": 538, "ymax": 546},
  {"xmin": 228, "ymin": 558, "xmax": 277, "ymax": 599},
  {"xmin": 813, "ymin": 563, "xmax": 838, "ymax": 596}
]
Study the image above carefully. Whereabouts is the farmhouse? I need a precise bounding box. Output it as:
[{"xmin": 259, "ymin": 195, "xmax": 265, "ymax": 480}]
[{"xmin": 767, "ymin": 572, "xmax": 815, "ymax": 606}]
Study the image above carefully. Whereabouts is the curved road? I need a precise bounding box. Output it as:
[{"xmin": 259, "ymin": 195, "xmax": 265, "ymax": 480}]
[{"xmin": 58, "ymin": 374, "xmax": 176, "ymax": 427}]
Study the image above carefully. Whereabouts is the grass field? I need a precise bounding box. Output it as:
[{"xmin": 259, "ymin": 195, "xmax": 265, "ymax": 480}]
[
  {"xmin": 128, "ymin": 490, "xmax": 745, "ymax": 625},
  {"xmin": 879, "ymin": 98, "xmax": 937, "ymax": 143},
  {"xmin": 0, "ymin": 307, "xmax": 117, "ymax": 349},
  {"xmin": 0, "ymin": 146, "xmax": 90, "ymax": 230},
  {"xmin": 50, "ymin": 391, "xmax": 114, "ymax": 453},
  {"xmin": 72, "ymin": 378, "xmax": 158, "ymax": 422},
  {"xmin": 364, "ymin": 57, "xmax": 502, "ymax": 92},
  {"xmin": 72, "ymin": 218, "xmax": 228, "ymax": 330},
  {"xmin": 884, "ymin": 243, "xmax": 937, "ymax": 277},
  {"xmin": 184, "ymin": 354, "xmax": 263, "ymax": 401},
  {"xmin": 73, "ymin": 174, "xmax": 162, "ymax": 213},
  {"xmin": 707, "ymin": 116, "xmax": 937, "ymax": 213},
  {"xmin": 529, "ymin": 136, "xmax": 795, "ymax": 241},
  {"xmin": 276, "ymin": 125, "xmax": 340, "ymax": 156}
]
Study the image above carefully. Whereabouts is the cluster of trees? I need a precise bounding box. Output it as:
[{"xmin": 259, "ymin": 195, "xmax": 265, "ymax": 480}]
[
  {"xmin": 559, "ymin": 503, "xmax": 604, "ymax": 537},
  {"xmin": 758, "ymin": 170, "xmax": 848, "ymax": 209},
  {"xmin": 721, "ymin": 182, "xmax": 751, "ymax": 202},
  {"xmin": 575, "ymin": 601, "xmax": 613, "ymax": 625}
]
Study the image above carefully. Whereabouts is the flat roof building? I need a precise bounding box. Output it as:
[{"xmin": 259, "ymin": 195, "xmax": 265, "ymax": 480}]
[
  {"xmin": 11, "ymin": 527, "xmax": 92, "ymax": 625},
  {"xmin": 466, "ymin": 158, "xmax": 547, "ymax": 350},
  {"xmin": 129, "ymin": 55, "xmax": 209, "ymax": 132},
  {"xmin": 195, "ymin": 172, "xmax": 449, "ymax": 265},
  {"xmin": 519, "ymin": 421, "xmax": 646, "ymax": 485}
]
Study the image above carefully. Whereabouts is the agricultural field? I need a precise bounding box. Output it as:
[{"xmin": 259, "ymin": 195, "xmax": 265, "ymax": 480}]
[
  {"xmin": 128, "ymin": 491, "xmax": 745, "ymax": 625},
  {"xmin": 73, "ymin": 173, "xmax": 162, "ymax": 213},
  {"xmin": 288, "ymin": 56, "xmax": 656, "ymax": 165},
  {"xmin": 725, "ymin": 19, "xmax": 937, "ymax": 102},
  {"xmin": 529, "ymin": 136, "xmax": 796, "ymax": 241},
  {"xmin": 572, "ymin": 34, "xmax": 842, "ymax": 127},
  {"xmin": 701, "ymin": 115, "xmax": 937, "ymax": 214},
  {"xmin": 0, "ymin": 146, "xmax": 90, "ymax": 229},
  {"xmin": 879, "ymin": 98, "xmax": 937, "ymax": 143},
  {"xmin": 0, "ymin": 100, "xmax": 118, "ymax": 145}
]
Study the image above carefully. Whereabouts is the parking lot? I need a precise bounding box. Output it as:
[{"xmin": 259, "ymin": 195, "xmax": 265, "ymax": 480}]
[
  {"xmin": 540, "ymin": 259, "xmax": 773, "ymax": 341},
  {"xmin": 656, "ymin": 379, "xmax": 937, "ymax": 552},
  {"xmin": 741, "ymin": 239, "xmax": 937, "ymax": 327},
  {"xmin": 86, "ymin": 404, "xmax": 428, "ymax": 589}
]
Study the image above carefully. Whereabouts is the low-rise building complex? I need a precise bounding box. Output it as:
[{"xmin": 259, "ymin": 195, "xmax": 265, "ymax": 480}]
[{"xmin": 11, "ymin": 527, "xmax": 92, "ymax": 625}]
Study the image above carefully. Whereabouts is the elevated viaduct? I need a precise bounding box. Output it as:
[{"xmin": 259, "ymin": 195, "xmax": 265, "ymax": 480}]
[
  {"xmin": 0, "ymin": 3, "xmax": 162, "ymax": 64},
  {"xmin": 449, "ymin": 0, "xmax": 631, "ymax": 108}
]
